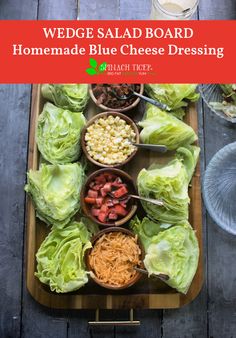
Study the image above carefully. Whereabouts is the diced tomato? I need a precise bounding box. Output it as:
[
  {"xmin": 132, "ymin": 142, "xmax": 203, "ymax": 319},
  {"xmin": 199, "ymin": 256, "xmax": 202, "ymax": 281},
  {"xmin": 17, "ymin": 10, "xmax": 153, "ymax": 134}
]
[
  {"xmin": 104, "ymin": 173, "xmax": 116, "ymax": 181},
  {"xmin": 111, "ymin": 182, "xmax": 121, "ymax": 188},
  {"xmin": 98, "ymin": 212, "xmax": 107, "ymax": 223},
  {"xmin": 91, "ymin": 208, "xmax": 100, "ymax": 217},
  {"xmin": 114, "ymin": 204, "xmax": 128, "ymax": 216},
  {"xmin": 112, "ymin": 177, "xmax": 123, "ymax": 187},
  {"xmin": 101, "ymin": 188, "xmax": 108, "ymax": 197},
  {"xmin": 100, "ymin": 204, "xmax": 109, "ymax": 214},
  {"xmin": 106, "ymin": 199, "xmax": 114, "ymax": 207},
  {"xmin": 95, "ymin": 174, "xmax": 106, "ymax": 184},
  {"xmin": 87, "ymin": 189, "xmax": 98, "ymax": 198},
  {"xmin": 103, "ymin": 182, "xmax": 112, "ymax": 192},
  {"xmin": 95, "ymin": 197, "xmax": 103, "ymax": 207},
  {"xmin": 87, "ymin": 173, "xmax": 130, "ymax": 223},
  {"xmin": 93, "ymin": 184, "xmax": 101, "ymax": 191},
  {"xmin": 84, "ymin": 197, "xmax": 96, "ymax": 204},
  {"xmin": 120, "ymin": 201, "xmax": 127, "ymax": 208},
  {"xmin": 112, "ymin": 185, "xmax": 128, "ymax": 198},
  {"xmin": 108, "ymin": 211, "xmax": 118, "ymax": 220}
]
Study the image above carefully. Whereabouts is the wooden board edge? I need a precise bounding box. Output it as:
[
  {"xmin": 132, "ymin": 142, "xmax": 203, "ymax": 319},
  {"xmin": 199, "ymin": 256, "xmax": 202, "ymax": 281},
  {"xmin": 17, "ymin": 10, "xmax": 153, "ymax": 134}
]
[{"xmin": 26, "ymin": 84, "xmax": 40, "ymax": 299}]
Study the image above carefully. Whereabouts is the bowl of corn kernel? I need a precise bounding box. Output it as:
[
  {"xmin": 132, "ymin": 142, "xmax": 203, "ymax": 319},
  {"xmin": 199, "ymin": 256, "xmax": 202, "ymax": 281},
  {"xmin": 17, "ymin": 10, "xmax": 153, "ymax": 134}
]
[{"xmin": 81, "ymin": 112, "xmax": 140, "ymax": 167}]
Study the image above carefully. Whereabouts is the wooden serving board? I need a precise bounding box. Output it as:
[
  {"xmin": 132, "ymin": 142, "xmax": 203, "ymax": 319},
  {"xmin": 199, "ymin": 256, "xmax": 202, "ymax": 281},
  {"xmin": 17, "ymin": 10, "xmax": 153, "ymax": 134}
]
[{"xmin": 26, "ymin": 84, "xmax": 203, "ymax": 309}]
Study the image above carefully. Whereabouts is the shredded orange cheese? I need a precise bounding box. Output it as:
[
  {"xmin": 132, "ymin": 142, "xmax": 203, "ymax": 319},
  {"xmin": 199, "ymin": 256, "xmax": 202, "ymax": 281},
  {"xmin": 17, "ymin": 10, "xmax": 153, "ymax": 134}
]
[{"xmin": 89, "ymin": 232, "xmax": 141, "ymax": 287}]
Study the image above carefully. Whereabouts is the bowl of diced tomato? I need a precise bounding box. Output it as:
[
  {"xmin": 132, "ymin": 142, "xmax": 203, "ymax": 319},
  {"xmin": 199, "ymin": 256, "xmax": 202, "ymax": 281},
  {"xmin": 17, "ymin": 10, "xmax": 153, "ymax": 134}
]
[{"xmin": 81, "ymin": 168, "xmax": 138, "ymax": 227}]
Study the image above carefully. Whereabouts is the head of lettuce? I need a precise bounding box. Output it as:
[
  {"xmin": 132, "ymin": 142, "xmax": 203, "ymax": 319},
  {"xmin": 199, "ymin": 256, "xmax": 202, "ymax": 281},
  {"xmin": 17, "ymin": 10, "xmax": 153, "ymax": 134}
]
[
  {"xmin": 130, "ymin": 217, "xmax": 199, "ymax": 294},
  {"xmin": 137, "ymin": 145, "xmax": 200, "ymax": 223},
  {"xmin": 36, "ymin": 102, "xmax": 86, "ymax": 164},
  {"xmin": 35, "ymin": 220, "xmax": 92, "ymax": 293},
  {"xmin": 25, "ymin": 163, "xmax": 84, "ymax": 229},
  {"xmin": 145, "ymin": 84, "xmax": 199, "ymax": 119},
  {"xmin": 41, "ymin": 84, "xmax": 89, "ymax": 112},
  {"xmin": 139, "ymin": 104, "xmax": 197, "ymax": 150}
]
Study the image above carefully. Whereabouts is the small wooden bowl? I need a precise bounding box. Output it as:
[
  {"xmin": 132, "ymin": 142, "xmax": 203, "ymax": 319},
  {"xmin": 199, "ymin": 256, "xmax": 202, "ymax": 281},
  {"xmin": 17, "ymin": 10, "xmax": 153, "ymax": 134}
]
[
  {"xmin": 89, "ymin": 84, "xmax": 144, "ymax": 112},
  {"xmin": 81, "ymin": 168, "xmax": 138, "ymax": 227},
  {"xmin": 81, "ymin": 111, "xmax": 140, "ymax": 168},
  {"xmin": 85, "ymin": 227, "xmax": 144, "ymax": 290}
]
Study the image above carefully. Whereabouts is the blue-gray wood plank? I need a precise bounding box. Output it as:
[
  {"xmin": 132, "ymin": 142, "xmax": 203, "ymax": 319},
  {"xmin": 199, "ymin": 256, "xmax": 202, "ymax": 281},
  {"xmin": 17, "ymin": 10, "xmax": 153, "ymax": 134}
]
[{"xmin": 0, "ymin": 0, "xmax": 236, "ymax": 337}]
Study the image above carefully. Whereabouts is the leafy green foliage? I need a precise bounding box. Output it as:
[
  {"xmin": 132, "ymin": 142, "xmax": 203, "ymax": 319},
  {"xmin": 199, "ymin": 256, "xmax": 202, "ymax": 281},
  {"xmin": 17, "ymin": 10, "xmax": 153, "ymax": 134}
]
[
  {"xmin": 25, "ymin": 163, "xmax": 85, "ymax": 228},
  {"xmin": 41, "ymin": 84, "xmax": 89, "ymax": 112},
  {"xmin": 145, "ymin": 84, "xmax": 200, "ymax": 119},
  {"xmin": 139, "ymin": 104, "xmax": 197, "ymax": 150},
  {"xmin": 137, "ymin": 145, "xmax": 200, "ymax": 223},
  {"xmin": 36, "ymin": 102, "xmax": 86, "ymax": 164},
  {"xmin": 130, "ymin": 217, "xmax": 199, "ymax": 294},
  {"xmin": 35, "ymin": 220, "xmax": 92, "ymax": 293}
]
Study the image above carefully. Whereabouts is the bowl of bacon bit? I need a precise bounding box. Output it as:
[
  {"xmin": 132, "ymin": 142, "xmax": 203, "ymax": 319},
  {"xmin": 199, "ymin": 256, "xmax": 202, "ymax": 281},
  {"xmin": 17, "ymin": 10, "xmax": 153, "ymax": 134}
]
[
  {"xmin": 81, "ymin": 168, "xmax": 138, "ymax": 227},
  {"xmin": 89, "ymin": 83, "xmax": 144, "ymax": 112},
  {"xmin": 86, "ymin": 227, "xmax": 144, "ymax": 290}
]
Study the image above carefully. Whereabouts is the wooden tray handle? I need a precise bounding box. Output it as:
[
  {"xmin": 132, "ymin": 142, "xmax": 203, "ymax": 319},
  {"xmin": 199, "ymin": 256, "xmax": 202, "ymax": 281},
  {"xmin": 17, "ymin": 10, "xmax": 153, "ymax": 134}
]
[{"xmin": 88, "ymin": 309, "xmax": 140, "ymax": 326}]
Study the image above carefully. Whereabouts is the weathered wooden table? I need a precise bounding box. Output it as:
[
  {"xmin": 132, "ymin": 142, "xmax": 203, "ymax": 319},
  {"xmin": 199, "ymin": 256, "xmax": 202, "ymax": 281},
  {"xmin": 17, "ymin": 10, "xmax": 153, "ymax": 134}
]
[{"xmin": 0, "ymin": 1, "xmax": 236, "ymax": 337}]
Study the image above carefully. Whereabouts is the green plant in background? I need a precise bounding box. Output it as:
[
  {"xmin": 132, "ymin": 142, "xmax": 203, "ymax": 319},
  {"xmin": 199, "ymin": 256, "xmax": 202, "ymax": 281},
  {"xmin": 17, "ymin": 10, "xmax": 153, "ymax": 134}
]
[{"xmin": 86, "ymin": 58, "xmax": 107, "ymax": 75}]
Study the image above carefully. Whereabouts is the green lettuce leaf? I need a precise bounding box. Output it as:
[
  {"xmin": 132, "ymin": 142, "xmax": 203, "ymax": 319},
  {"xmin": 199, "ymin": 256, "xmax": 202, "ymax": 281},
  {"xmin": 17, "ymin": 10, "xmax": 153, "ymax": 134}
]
[
  {"xmin": 145, "ymin": 84, "xmax": 199, "ymax": 118},
  {"xmin": 41, "ymin": 84, "xmax": 89, "ymax": 112},
  {"xmin": 130, "ymin": 217, "xmax": 199, "ymax": 294},
  {"xmin": 35, "ymin": 220, "xmax": 92, "ymax": 293},
  {"xmin": 36, "ymin": 102, "xmax": 86, "ymax": 164},
  {"xmin": 210, "ymin": 84, "xmax": 236, "ymax": 118},
  {"xmin": 25, "ymin": 163, "xmax": 84, "ymax": 228},
  {"xmin": 220, "ymin": 84, "xmax": 236, "ymax": 103},
  {"xmin": 144, "ymin": 221, "xmax": 199, "ymax": 294},
  {"xmin": 176, "ymin": 145, "xmax": 200, "ymax": 182},
  {"xmin": 137, "ymin": 145, "xmax": 200, "ymax": 223},
  {"xmin": 130, "ymin": 216, "xmax": 172, "ymax": 251},
  {"xmin": 139, "ymin": 104, "xmax": 197, "ymax": 150}
]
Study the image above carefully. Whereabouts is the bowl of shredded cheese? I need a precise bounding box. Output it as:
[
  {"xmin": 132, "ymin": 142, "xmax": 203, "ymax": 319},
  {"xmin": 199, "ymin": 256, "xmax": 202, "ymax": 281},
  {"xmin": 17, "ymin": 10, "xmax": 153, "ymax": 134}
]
[
  {"xmin": 86, "ymin": 227, "xmax": 144, "ymax": 290},
  {"xmin": 81, "ymin": 112, "xmax": 139, "ymax": 167}
]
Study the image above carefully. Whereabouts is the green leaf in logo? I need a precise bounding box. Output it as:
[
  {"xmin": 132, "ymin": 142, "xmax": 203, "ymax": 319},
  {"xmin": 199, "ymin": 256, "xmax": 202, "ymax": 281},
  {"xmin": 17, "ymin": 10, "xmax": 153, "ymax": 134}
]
[
  {"xmin": 86, "ymin": 68, "xmax": 97, "ymax": 75},
  {"xmin": 89, "ymin": 58, "xmax": 98, "ymax": 68},
  {"xmin": 99, "ymin": 62, "xmax": 107, "ymax": 73}
]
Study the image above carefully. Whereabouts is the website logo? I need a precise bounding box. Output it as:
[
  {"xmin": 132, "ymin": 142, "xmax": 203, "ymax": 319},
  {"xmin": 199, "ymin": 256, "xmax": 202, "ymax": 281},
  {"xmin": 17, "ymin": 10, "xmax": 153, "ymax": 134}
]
[{"xmin": 86, "ymin": 58, "xmax": 107, "ymax": 75}]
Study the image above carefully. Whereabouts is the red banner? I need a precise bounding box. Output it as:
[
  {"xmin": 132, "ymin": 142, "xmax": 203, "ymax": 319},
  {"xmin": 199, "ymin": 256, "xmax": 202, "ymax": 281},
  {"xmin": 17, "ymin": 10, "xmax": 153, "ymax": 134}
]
[{"xmin": 0, "ymin": 20, "xmax": 235, "ymax": 83}]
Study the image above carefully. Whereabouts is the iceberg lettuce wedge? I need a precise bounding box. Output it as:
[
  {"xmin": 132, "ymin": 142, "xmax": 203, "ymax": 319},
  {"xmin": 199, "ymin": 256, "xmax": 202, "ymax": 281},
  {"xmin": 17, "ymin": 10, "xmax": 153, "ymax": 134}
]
[
  {"xmin": 35, "ymin": 220, "xmax": 93, "ymax": 293},
  {"xmin": 137, "ymin": 145, "xmax": 200, "ymax": 223},
  {"xmin": 36, "ymin": 102, "xmax": 86, "ymax": 164},
  {"xmin": 130, "ymin": 217, "xmax": 199, "ymax": 294},
  {"xmin": 139, "ymin": 104, "xmax": 197, "ymax": 150},
  {"xmin": 144, "ymin": 221, "xmax": 199, "ymax": 294},
  {"xmin": 145, "ymin": 84, "xmax": 199, "ymax": 118},
  {"xmin": 41, "ymin": 84, "xmax": 89, "ymax": 112},
  {"xmin": 25, "ymin": 163, "xmax": 84, "ymax": 228},
  {"xmin": 130, "ymin": 216, "xmax": 172, "ymax": 251}
]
